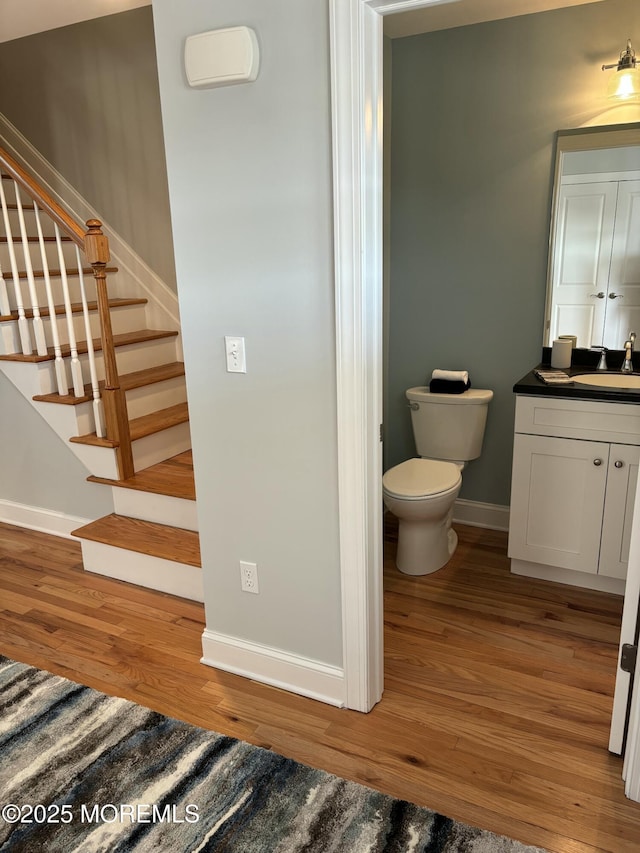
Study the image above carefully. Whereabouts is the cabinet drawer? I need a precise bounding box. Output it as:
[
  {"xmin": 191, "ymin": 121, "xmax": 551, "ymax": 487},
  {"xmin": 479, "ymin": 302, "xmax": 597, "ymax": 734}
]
[{"xmin": 515, "ymin": 394, "xmax": 640, "ymax": 444}]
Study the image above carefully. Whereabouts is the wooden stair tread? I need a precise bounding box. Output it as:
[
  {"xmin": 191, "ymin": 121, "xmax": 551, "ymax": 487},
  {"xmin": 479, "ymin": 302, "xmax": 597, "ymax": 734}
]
[
  {"xmin": 0, "ymin": 297, "xmax": 147, "ymax": 323},
  {"xmin": 33, "ymin": 362, "xmax": 186, "ymax": 405},
  {"xmin": 71, "ymin": 513, "xmax": 201, "ymax": 567},
  {"xmin": 0, "ymin": 327, "xmax": 178, "ymax": 363},
  {"xmin": 87, "ymin": 451, "xmax": 195, "ymax": 500},
  {"xmin": 0, "ymin": 235, "xmax": 73, "ymax": 243},
  {"xmin": 13, "ymin": 266, "xmax": 118, "ymax": 279},
  {"xmin": 71, "ymin": 402, "xmax": 189, "ymax": 447},
  {"xmin": 130, "ymin": 402, "xmax": 189, "ymax": 441},
  {"xmin": 2, "ymin": 203, "xmax": 35, "ymax": 210}
]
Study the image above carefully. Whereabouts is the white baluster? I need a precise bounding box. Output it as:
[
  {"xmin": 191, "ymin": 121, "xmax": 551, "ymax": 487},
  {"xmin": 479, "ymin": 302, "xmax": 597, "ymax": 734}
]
[
  {"xmin": 14, "ymin": 182, "xmax": 47, "ymax": 356},
  {"xmin": 75, "ymin": 245, "xmax": 105, "ymax": 437},
  {"xmin": 54, "ymin": 223, "xmax": 84, "ymax": 396},
  {"xmin": 0, "ymin": 176, "xmax": 32, "ymax": 354},
  {"xmin": 0, "ymin": 264, "xmax": 10, "ymax": 316},
  {"xmin": 34, "ymin": 204, "xmax": 68, "ymax": 396}
]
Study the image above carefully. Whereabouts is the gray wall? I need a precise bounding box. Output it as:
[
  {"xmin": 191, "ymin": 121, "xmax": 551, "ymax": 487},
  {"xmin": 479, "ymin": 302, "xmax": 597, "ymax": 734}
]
[
  {"xmin": 152, "ymin": 0, "xmax": 342, "ymax": 665},
  {"xmin": 0, "ymin": 373, "xmax": 113, "ymax": 519},
  {"xmin": 0, "ymin": 6, "xmax": 176, "ymax": 290},
  {"xmin": 387, "ymin": 0, "xmax": 640, "ymax": 506}
]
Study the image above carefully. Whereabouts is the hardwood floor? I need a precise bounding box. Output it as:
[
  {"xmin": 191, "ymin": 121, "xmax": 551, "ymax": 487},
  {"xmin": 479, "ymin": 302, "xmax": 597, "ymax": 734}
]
[{"xmin": 0, "ymin": 518, "xmax": 638, "ymax": 852}]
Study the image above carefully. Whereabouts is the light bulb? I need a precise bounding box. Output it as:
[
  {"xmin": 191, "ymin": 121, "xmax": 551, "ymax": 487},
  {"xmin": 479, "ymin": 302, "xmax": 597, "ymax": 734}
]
[{"xmin": 607, "ymin": 66, "xmax": 640, "ymax": 100}]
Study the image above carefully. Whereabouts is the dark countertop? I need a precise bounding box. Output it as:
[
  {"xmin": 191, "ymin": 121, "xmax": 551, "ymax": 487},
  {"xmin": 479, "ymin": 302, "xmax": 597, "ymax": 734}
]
[{"xmin": 514, "ymin": 348, "xmax": 640, "ymax": 404}]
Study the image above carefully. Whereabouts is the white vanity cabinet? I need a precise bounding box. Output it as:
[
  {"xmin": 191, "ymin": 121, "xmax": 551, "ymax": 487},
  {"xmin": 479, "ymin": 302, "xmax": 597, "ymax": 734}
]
[{"xmin": 509, "ymin": 395, "xmax": 640, "ymax": 593}]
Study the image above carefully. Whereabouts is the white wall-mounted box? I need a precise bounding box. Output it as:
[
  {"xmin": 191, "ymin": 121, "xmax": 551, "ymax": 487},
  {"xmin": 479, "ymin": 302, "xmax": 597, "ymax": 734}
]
[{"xmin": 184, "ymin": 26, "xmax": 260, "ymax": 89}]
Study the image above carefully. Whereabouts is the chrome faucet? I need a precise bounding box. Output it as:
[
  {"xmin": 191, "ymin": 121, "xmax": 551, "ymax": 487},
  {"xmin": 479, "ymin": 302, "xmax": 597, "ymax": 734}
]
[
  {"xmin": 621, "ymin": 331, "xmax": 636, "ymax": 374},
  {"xmin": 596, "ymin": 348, "xmax": 608, "ymax": 370}
]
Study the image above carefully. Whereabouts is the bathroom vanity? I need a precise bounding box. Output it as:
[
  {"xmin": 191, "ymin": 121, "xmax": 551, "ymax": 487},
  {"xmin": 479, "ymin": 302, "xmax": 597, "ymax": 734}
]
[
  {"xmin": 509, "ymin": 363, "xmax": 640, "ymax": 595},
  {"xmin": 510, "ymin": 123, "xmax": 640, "ymax": 596}
]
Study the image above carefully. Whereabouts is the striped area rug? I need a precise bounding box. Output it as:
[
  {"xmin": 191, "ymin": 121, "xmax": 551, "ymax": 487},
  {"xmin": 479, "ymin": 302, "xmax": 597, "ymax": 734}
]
[{"xmin": 0, "ymin": 656, "xmax": 548, "ymax": 852}]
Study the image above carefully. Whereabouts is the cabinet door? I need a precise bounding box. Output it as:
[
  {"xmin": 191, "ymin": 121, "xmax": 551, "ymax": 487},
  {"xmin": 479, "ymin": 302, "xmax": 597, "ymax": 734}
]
[
  {"xmin": 603, "ymin": 180, "xmax": 640, "ymax": 349},
  {"xmin": 599, "ymin": 443, "xmax": 640, "ymax": 579},
  {"xmin": 508, "ymin": 434, "xmax": 609, "ymax": 573},
  {"xmin": 549, "ymin": 182, "xmax": 618, "ymax": 347}
]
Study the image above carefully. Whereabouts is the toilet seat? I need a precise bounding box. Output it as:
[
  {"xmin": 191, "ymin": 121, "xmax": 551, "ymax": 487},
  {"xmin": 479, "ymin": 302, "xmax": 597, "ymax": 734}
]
[{"xmin": 382, "ymin": 458, "xmax": 461, "ymax": 500}]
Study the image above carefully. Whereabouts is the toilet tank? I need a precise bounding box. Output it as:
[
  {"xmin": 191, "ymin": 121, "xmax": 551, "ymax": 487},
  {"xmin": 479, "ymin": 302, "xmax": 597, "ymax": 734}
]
[{"xmin": 406, "ymin": 386, "xmax": 493, "ymax": 463}]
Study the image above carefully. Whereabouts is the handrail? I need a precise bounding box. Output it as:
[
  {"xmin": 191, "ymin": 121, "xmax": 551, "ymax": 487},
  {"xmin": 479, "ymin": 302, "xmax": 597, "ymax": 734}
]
[
  {"xmin": 0, "ymin": 147, "xmax": 84, "ymax": 246},
  {"xmin": 0, "ymin": 147, "xmax": 134, "ymax": 479}
]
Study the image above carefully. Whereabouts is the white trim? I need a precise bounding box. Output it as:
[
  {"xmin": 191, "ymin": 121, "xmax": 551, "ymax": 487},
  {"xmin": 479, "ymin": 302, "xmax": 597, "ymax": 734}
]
[
  {"xmin": 329, "ymin": 0, "xmax": 460, "ymax": 712},
  {"xmin": 624, "ymin": 666, "xmax": 640, "ymax": 799},
  {"xmin": 366, "ymin": 0, "xmax": 457, "ymax": 12},
  {"xmin": 453, "ymin": 498, "xmax": 509, "ymax": 532},
  {"xmin": 329, "ymin": 0, "xmax": 383, "ymax": 713},
  {"xmin": 562, "ymin": 170, "xmax": 640, "ymax": 185},
  {"xmin": 612, "ymin": 470, "xmax": 640, "ymax": 754},
  {"xmin": 0, "ymin": 499, "xmax": 91, "ymax": 539},
  {"xmin": 201, "ymin": 628, "xmax": 346, "ymax": 708},
  {"xmin": 0, "ymin": 113, "xmax": 181, "ymax": 331}
]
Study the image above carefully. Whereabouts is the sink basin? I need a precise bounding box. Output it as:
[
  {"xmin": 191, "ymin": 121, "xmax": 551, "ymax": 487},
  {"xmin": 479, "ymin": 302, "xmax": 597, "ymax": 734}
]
[{"xmin": 573, "ymin": 373, "xmax": 640, "ymax": 389}]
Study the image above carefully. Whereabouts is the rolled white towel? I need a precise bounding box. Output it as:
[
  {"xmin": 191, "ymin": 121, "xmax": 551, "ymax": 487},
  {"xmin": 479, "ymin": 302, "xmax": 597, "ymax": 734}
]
[{"xmin": 431, "ymin": 369, "xmax": 469, "ymax": 384}]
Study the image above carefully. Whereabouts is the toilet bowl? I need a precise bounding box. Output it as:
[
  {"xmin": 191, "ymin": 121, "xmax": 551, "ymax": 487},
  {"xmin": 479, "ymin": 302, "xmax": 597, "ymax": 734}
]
[
  {"xmin": 383, "ymin": 458, "xmax": 462, "ymax": 575},
  {"xmin": 383, "ymin": 385, "xmax": 493, "ymax": 576}
]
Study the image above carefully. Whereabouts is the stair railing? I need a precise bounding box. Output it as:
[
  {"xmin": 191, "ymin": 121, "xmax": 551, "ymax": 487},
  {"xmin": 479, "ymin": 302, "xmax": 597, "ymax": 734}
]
[{"xmin": 0, "ymin": 147, "xmax": 134, "ymax": 479}]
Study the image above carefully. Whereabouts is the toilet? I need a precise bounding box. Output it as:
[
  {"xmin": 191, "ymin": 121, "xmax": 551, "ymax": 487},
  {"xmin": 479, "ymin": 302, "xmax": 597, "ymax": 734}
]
[{"xmin": 383, "ymin": 386, "xmax": 493, "ymax": 576}]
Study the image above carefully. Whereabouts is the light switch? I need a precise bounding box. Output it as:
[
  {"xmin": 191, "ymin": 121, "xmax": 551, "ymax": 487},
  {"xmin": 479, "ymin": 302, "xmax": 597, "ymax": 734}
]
[{"xmin": 225, "ymin": 336, "xmax": 246, "ymax": 373}]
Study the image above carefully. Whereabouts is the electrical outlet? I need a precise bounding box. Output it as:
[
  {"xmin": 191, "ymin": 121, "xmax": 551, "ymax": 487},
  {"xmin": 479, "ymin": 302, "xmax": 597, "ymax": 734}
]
[
  {"xmin": 225, "ymin": 336, "xmax": 246, "ymax": 373},
  {"xmin": 240, "ymin": 561, "xmax": 259, "ymax": 594}
]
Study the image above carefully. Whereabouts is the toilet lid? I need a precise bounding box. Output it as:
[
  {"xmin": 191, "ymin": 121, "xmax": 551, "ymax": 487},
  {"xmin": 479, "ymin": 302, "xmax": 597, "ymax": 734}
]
[{"xmin": 383, "ymin": 458, "xmax": 461, "ymax": 498}]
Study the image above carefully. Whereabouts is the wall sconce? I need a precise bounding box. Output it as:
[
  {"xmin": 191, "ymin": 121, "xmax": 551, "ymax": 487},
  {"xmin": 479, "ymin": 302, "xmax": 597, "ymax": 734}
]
[{"xmin": 602, "ymin": 39, "xmax": 640, "ymax": 101}]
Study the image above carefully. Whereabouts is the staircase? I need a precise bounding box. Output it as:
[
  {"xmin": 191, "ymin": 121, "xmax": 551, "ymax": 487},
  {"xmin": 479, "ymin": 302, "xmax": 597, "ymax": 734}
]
[{"xmin": 0, "ymin": 148, "xmax": 202, "ymax": 602}]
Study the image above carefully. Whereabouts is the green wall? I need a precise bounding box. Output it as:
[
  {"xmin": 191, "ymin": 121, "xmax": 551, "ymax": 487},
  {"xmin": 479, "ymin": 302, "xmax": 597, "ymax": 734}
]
[{"xmin": 387, "ymin": 0, "xmax": 640, "ymax": 506}]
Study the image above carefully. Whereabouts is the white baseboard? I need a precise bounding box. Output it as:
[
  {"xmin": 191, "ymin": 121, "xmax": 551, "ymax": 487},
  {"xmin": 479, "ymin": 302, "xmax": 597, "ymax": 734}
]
[
  {"xmin": 201, "ymin": 628, "xmax": 346, "ymax": 708},
  {"xmin": 0, "ymin": 499, "xmax": 91, "ymax": 540},
  {"xmin": 510, "ymin": 557, "xmax": 625, "ymax": 596},
  {"xmin": 453, "ymin": 498, "xmax": 510, "ymax": 531}
]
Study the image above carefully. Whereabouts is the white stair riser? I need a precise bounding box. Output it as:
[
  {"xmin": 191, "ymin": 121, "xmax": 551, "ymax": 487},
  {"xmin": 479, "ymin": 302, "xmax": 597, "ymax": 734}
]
[
  {"xmin": 0, "ymin": 358, "xmax": 56, "ymax": 397},
  {"xmin": 2, "ymin": 273, "xmax": 103, "ymax": 311},
  {"xmin": 67, "ymin": 440, "xmax": 119, "ymax": 480},
  {"xmin": 0, "ymin": 324, "xmax": 19, "ymax": 355},
  {"xmin": 1, "ymin": 335, "xmax": 179, "ymax": 396},
  {"xmin": 125, "ymin": 374, "xmax": 187, "ymax": 419},
  {"xmin": 33, "ymin": 398, "xmax": 95, "ymax": 443},
  {"xmin": 79, "ymin": 539, "xmax": 203, "ymax": 602},
  {"xmin": 1, "ymin": 210, "xmax": 62, "ymax": 240},
  {"xmin": 113, "ymin": 488, "xmax": 198, "ymax": 531},
  {"xmin": 0, "ymin": 304, "xmax": 148, "ymax": 356},
  {"xmin": 45, "ymin": 336, "xmax": 180, "ymax": 393},
  {"xmin": 31, "ymin": 374, "xmax": 186, "ymax": 434},
  {"xmin": 132, "ymin": 421, "xmax": 191, "ymax": 473},
  {"xmin": 0, "ymin": 193, "xmax": 83, "ymax": 241},
  {"xmin": 0, "ymin": 239, "xmax": 78, "ymax": 277},
  {"xmin": 115, "ymin": 336, "xmax": 180, "ymax": 376}
]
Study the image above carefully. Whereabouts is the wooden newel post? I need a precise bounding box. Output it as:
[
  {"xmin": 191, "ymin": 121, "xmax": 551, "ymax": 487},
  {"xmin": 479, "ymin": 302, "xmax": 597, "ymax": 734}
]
[{"xmin": 84, "ymin": 219, "xmax": 134, "ymax": 480}]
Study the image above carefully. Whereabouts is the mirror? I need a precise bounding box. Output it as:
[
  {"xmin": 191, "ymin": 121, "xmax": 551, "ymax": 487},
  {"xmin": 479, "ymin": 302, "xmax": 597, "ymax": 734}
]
[{"xmin": 544, "ymin": 123, "xmax": 640, "ymax": 350}]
